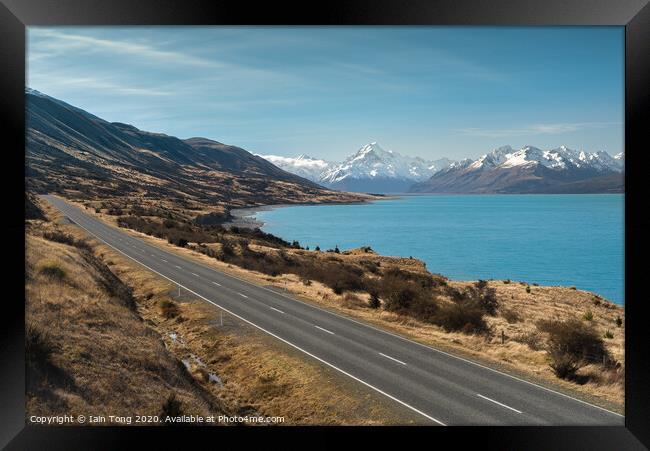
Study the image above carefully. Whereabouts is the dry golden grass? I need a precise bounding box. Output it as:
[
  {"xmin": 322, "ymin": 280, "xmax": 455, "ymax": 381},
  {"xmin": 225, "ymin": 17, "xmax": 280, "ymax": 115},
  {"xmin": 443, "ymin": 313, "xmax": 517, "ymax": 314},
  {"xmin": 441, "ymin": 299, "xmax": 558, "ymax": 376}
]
[
  {"xmin": 25, "ymin": 233, "xmax": 228, "ymax": 424},
  {"xmin": 36, "ymin": 200, "xmax": 423, "ymax": 425}
]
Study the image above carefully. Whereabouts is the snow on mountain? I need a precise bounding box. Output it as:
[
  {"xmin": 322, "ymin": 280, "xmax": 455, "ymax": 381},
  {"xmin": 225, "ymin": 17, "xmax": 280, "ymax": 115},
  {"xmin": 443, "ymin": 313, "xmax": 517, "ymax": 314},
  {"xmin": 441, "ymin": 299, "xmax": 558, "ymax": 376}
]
[
  {"xmin": 463, "ymin": 145, "xmax": 623, "ymax": 173},
  {"xmin": 320, "ymin": 142, "xmax": 453, "ymax": 184},
  {"xmin": 259, "ymin": 142, "xmax": 455, "ymax": 193},
  {"xmin": 255, "ymin": 154, "xmax": 334, "ymax": 182},
  {"xmin": 411, "ymin": 144, "xmax": 624, "ymax": 194}
]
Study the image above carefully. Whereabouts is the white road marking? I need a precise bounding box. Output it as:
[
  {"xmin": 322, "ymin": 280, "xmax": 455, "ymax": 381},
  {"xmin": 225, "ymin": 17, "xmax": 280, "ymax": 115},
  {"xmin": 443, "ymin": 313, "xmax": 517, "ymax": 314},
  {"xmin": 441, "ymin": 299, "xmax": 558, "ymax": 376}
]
[
  {"xmin": 161, "ymin": 259, "xmax": 168, "ymax": 263},
  {"xmin": 270, "ymin": 306, "xmax": 285, "ymax": 314},
  {"xmin": 314, "ymin": 325, "xmax": 335, "ymax": 335},
  {"xmin": 379, "ymin": 352, "xmax": 407, "ymax": 366},
  {"xmin": 43, "ymin": 207, "xmax": 448, "ymax": 426},
  {"xmin": 239, "ymin": 293, "xmax": 248, "ymax": 298},
  {"xmin": 198, "ymin": 257, "xmax": 623, "ymax": 418},
  {"xmin": 192, "ymin": 273, "xmax": 200, "ymax": 277},
  {"xmin": 64, "ymin": 199, "xmax": 620, "ymax": 420},
  {"xmin": 174, "ymin": 265, "xmax": 181, "ymax": 269},
  {"xmin": 151, "ymin": 254, "xmax": 156, "ymax": 257},
  {"xmin": 477, "ymin": 394, "xmax": 522, "ymax": 414},
  {"xmin": 212, "ymin": 281, "xmax": 221, "ymax": 286}
]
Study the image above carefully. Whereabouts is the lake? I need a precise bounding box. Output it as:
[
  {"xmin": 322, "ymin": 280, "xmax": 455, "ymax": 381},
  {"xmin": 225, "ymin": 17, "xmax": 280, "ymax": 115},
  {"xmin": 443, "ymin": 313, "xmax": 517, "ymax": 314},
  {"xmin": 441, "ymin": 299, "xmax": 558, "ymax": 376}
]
[{"xmin": 252, "ymin": 194, "xmax": 624, "ymax": 304}]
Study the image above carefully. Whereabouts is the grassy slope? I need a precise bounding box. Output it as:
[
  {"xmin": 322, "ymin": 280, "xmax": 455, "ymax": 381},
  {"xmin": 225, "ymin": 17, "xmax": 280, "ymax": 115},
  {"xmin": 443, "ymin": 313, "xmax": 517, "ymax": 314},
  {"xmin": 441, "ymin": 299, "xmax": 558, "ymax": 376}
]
[{"xmin": 29, "ymin": 199, "xmax": 422, "ymax": 425}]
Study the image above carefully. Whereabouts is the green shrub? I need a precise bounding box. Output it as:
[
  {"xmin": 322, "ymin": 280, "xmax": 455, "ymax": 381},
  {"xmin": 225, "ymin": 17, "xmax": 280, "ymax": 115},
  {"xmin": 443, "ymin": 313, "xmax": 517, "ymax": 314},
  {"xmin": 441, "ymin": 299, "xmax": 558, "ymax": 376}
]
[
  {"xmin": 615, "ymin": 316, "xmax": 623, "ymax": 327},
  {"xmin": 604, "ymin": 330, "xmax": 614, "ymax": 339},
  {"xmin": 583, "ymin": 310, "xmax": 593, "ymax": 321},
  {"xmin": 525, "ymin": 286, "xmax": 531, "ymax": 294}
]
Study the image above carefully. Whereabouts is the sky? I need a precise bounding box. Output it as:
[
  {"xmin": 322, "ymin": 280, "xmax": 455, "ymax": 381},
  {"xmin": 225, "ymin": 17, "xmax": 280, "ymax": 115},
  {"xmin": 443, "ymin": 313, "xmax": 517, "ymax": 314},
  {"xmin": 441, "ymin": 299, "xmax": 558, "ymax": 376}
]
[{"xmin": 27, "ymin": 27, "xmax": 624, "ymax": 161}]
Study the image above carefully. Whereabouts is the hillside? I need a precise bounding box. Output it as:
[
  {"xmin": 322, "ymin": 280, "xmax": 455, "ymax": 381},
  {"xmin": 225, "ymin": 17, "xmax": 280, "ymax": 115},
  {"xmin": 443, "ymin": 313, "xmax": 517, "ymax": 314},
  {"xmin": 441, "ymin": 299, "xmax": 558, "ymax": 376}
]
[{"xmin": 26, "ymin": 88, "xmax": 371, "ymax": 220}]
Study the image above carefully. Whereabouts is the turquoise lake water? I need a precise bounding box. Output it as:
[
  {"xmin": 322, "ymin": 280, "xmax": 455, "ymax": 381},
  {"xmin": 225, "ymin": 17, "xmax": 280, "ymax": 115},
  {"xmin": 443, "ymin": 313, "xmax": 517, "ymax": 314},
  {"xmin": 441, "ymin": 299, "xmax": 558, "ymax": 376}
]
[{"xmin": 254, "ymin": 195, "xmax": 624, "ymax": 304}]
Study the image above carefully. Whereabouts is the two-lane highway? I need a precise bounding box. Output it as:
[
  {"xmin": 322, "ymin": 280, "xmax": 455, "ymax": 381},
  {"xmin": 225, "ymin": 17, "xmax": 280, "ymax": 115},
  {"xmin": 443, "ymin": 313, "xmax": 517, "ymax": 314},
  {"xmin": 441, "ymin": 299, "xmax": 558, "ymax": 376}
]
[{"xmin": 44, "ymin": 195, "xmax": 624, "ymax": 425}]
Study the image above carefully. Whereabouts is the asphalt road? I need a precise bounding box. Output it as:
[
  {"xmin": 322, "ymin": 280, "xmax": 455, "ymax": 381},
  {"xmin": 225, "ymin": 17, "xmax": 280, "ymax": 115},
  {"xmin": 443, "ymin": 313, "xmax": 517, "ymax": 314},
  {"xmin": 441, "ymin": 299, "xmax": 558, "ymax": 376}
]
[{"xmin": 44, "ymin": 195, "xmax": 624, "ymax": 425}]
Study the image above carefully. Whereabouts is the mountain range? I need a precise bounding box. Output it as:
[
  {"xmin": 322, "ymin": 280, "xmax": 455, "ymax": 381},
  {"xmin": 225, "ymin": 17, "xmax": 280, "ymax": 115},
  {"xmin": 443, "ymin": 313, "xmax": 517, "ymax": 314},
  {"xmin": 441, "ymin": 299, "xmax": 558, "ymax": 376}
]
[
  {"xmin": 25, "ymin": 88, "xmax": 369, "ymax": 219},
  {"xmin": 260, "ymin": 143, "xmax": 624, "ymax": 194},
  {"xmin": 259, "ymin": 142, "xmax": 454, "ymax": 193},
  {"xmin": 410, "ymin": 145, "xmax": 624, "ymax": 194}
]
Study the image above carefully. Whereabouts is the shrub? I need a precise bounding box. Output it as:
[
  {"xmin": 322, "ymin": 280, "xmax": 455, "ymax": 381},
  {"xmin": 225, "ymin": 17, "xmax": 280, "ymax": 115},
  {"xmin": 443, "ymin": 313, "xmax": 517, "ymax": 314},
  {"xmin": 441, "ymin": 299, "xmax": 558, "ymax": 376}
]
[
  {"xmin": 525, "ymin": 286, "xmax": 531, "ymax": 294},
  {"xmin": 300, "ymin": 277, "xmax": 312, "ymax": 286},
  {"xmin": 604, "ymin": 330, "xmax": 614, "ymax": 339},
  {"xmin": 503, "ymin": 279, "xmax": 511, "ymax": 284},
  {"xmin": 548, "ymin": 349, "xmax": 583, "ymax": 380},
  {"xmin": 433, "ymin": 303, "xmax": 488, "ymax": 334},
  {"xmin": 368, "ymin": 292, "xmax": 381, "ymax": 309},
  {"xmin": 43, "ymin": 231, "xmax": 75, "ymax": 246},
  {"xmin": 615, "ymin": 316, "xmax": 623, "ymax": 327},
  {"xmin": 25, "ymin": 324, "xmax": 55, "ymax": 369},
  {"xmin": 160, "ymin": 299, "xmax": 180, "ymax": 319},
  {"xmin": 39, "ymin": 263, "xmax": 66, "ymax": 281},
  {"xmin": 315, "ymin": 246, "xmax": 320, "ymax": 252},
  {"xmin": 334, "ymin": 246, "xmax": 340, "ymax": 254},
  {"xmin": 159, "ymin": 393, "xmax": 183, "ymax": 421},
  {"xmin": 583, "ymin": 310, "xmax": 593, "ymax": 321},
  {"xmin": 537, "ymin": 318, "xmax": 608, "ymax": 374}
]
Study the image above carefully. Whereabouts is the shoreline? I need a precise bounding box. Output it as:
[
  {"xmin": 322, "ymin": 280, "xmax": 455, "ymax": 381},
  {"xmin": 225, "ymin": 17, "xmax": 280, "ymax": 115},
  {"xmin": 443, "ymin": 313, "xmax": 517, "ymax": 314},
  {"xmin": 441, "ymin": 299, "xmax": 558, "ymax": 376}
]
[{"xmin": 225, "ymin": 195, "xmax": 400, "ymax": 229}]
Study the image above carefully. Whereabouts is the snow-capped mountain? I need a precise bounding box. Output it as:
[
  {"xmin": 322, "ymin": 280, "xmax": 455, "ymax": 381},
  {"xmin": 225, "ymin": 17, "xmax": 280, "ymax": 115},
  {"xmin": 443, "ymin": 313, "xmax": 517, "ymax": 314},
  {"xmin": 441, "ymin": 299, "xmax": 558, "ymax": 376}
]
[
  {"xmin": 255, "ymin": 154, "xmax": 334, "ymax": 183},
  {"xmin": 259, "ymin": 142, "xmax": 454, "ymax": 193},
  {"xmin": 410, "ymin": 145, "xmax": 624, "ymax": 194}
]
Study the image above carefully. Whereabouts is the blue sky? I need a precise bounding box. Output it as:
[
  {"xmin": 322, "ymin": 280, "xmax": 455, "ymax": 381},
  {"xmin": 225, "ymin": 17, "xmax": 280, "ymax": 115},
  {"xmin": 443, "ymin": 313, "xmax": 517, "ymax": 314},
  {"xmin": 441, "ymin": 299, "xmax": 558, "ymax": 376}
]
[{"xmin": 27, "ymin": 27, "xmax": 624, "ymax": 161}]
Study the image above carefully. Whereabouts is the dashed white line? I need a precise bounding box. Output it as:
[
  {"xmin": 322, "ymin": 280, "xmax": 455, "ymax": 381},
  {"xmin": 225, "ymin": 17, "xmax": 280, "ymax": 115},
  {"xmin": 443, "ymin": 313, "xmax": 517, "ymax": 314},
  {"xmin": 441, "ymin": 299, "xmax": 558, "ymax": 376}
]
[
  {"xmin": 42, "ymin": 204, "xmax": 448, "ymax": 426},
  {"xmin": 212, "ymin": 281, "xmax": 221, "ymax": 286},
  {"xmin": 379, "ymin": 352, "xmax": 407, "ymax": 366},
  {"xmin": 477, "ymin": 394, "xmax": 522, "ymax": 414},
  {"xmin": 269, "ymin": 306, "xmax": 285, "ymax": 314},
  {"xmin": 191, "ymin": 273, "xmax": 200, "ymax": 277},
  {"xmin": 314, "ymin": 325, "xmax": 335, "ymax": 335},
  {"xmin": 174, "ymin": 265, "xmax": 181, "ymax": 269},
  {"xmin": 239, "ymin": 293, "xmax": 248, "ymax": 298},
  {"xmin": 161, "ymin": 259, "xmax": 168, "ymax": 263}
]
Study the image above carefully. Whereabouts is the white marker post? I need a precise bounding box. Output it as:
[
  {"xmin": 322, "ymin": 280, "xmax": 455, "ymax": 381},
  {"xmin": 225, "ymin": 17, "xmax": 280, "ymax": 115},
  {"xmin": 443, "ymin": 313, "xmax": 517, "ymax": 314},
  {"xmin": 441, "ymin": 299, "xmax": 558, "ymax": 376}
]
[{"xmin": 220, "ymin": 310, "xmax": 223, "ymax": 327}]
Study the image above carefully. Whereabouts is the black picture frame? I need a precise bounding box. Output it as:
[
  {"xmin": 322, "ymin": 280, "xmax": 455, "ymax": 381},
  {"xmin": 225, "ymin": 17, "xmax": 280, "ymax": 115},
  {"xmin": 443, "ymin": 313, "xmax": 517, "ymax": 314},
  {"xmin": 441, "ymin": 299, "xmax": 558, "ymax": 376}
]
[{"xmin": 2, "ymin": 0, "xmax": 649, "ymax": 449}]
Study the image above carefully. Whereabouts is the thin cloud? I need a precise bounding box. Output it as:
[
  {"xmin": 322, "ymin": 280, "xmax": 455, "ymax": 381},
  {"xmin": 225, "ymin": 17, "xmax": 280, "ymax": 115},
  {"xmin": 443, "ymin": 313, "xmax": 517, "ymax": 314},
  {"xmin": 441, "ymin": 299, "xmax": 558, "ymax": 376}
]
[
  {"xmin": 30, "ymin": 29, "xmax": 223, "ymax": 69},
  {"xmin": 456, "ymin": 122, "xmax": 621, "ymax": 138},
  {"xmin": 29, "ymin": 75, "xmax": 171, "ymax": 97}
]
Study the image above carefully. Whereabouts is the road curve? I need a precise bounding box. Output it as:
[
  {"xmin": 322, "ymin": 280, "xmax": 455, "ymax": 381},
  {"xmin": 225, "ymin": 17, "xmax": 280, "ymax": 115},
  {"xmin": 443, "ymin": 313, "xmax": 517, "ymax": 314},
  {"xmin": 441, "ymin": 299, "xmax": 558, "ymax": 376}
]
[{"xmin": 44, "ymin": 195, "xmax": 624, "ymax": 426}]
